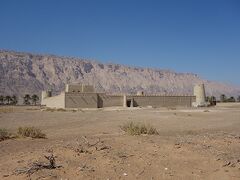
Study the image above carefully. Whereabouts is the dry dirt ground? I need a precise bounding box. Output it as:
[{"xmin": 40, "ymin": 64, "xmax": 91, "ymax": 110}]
[{"xmin": 0, "ymin": 103, "xmax": 240, "ymax": 180}]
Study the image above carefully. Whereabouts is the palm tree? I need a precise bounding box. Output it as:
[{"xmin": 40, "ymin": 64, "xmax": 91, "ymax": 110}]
[
  {"xmin": 208, "ymin": 96, "xmax": 217, "ymax": 106},
  {"xmin": 5, "ymin": 96, "xmax": 12, "ymax": 105},
  {"xmin": 206, "ymin": 96, "xmax": 210, "ymax": 102},
  {"xmin": 23, "ymin": 94, "xmax": 31, "ymax": 105},
  {"xmin": 210, "ymin": 96, "xmax": 216, "ymax": 101},
  {"xmin": 0, "ymin": 95, "xmax": 4, "ymax": 105},
  {"xmin": 31, "ymin": 94, "xmax": 39, "ymax": 105},
  {"xmin": 228, "ymin": 97, "xmax": 236, "ymax": 102},
  {"xmin": 220, "ymin": 94, "xmax": 226, "ymax": 102},
  {"xmin": 237, "ymin": 96, "xmax": 240, "ymax": 102},
  {"xmin": 11, "ymin": 95, "xmax": 18, "ymax": 105}
]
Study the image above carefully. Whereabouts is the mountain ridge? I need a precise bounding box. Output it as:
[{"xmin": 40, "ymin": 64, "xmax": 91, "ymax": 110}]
[{"xmin": 0, "ymin": 50, "xmax": 239, "ymax": 99}]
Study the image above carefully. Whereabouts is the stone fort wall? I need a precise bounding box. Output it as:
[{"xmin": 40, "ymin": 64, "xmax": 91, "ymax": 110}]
[
  {"xmin": 42, "ymin": 92, "xmax": 195, "ymax": 109},
  {"xmin": 41, "ymin": 84, "xmax": 196, "ymax": 108},
  {"xmin": 128, "ymin": 95, "xmax": 195, "ymax": 108},
  {"xmin": 64, "ymin": 93, "xmax": 195, "ymax": 108},
  {"xmin": 65, "ymin": 92, "xmax": 98, "ymax": 108}
]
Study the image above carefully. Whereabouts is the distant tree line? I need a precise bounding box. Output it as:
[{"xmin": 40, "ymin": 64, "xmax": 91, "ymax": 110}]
[
  {"xmin": 23, "ymin": 94, "xmax": 39, "ymax": 105},
  {"xmin": 205, "ymin": 95, "xmax": 240, "ymax": 104},
  {"xmin": 206, "ymin": 96, "xmax": 217, "ymax": 106},
  {"xmin": 0, "ymin": 95, "xmax": 18, "ymax": 105},
  {"xmin": 219, "ymin": 94, "xmax": 240, "ymax": 103},
  {"xmin": 0, "ymin": 94, "xmax": 39, "ymax": 105}
]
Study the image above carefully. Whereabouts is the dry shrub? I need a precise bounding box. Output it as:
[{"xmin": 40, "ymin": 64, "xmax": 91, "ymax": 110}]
[
  {"xmin": 44, "ymin": 108, "xmax": 66, "ymax": 112},
  {"xmin": 44, "ymin": 108, "xmax": 55, "ymax": 112},
  {"xmin": 26, "ymin": 108, "xmax": 40, "ymax": 111},
  {"xmin": 168, "ymin": 107, "xmax": 177, "ymax": 110},
  {"xmin": 120, "ymin": 122, "xmax": 159, "ymax": 135},
  {"xmin": 56, "ymin": 108, "xmax": 66, "ymax": 112},
  {"xmin": 0, "ymin": 128, "xmax": 11, "ymax": 141},
  {"xmin": 18, "ymin": 127, "xmax": 46, "ymax": 138},
  {"xmin": 0, "ymin": 107, "xmax": 14, "ymax": 113}
]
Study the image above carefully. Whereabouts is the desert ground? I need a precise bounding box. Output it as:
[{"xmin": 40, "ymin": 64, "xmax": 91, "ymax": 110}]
[{"xmin": 0, "ymin": 103, "xmax": 240, "ymax": 180}]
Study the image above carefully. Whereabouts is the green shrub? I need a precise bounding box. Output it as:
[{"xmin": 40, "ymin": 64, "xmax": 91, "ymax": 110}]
[
  {"xmin": 0, "ymin": 128, "xmax": 11, "ymax": 141},
  {"xmin": 17, "ymin": 126, "xmax": 46, "ymax": 138},
  {"xmin": 120, "ymin": 122, "xmax": 159, "ymax": 135}
]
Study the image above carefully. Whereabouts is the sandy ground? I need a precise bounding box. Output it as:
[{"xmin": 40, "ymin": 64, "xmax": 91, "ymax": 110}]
[{"xmin": 0, "ymin": 103, "xmax": 240, "ymax": 180}]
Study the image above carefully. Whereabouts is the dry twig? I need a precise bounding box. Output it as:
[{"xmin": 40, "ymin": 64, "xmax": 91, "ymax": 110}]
[
  {"xmin": 14, "ymin": 154, "xmax": 62, "ymax": 175},
  {"xmin": 81, "ymin": 136, "xmax": 101, "ymax": 147}
]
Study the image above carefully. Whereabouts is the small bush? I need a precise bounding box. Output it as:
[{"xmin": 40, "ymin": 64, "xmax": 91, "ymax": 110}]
[
  {"xmin": 44, "ymin": 108, "xmax": 66, "ymax": 112},
  {"xmin": 147, "ymin": 126, "xmax": 159, "ymax": 135},
  {"xmin": 56, "ymin": 108, "xmax": 66, "ymax": 112},
  {"xmin": 0, "ymin": 128, "xmax": 11, "ymax": 141},
  {"xmin": 0, "ymin": 107, "xmax": 14, "ymax": 113},
  {"xmin": 17, "ymin": 127, "xmax": 46, "ymax": 138},
  {"xmin": 44, "ymin": 108, "xmax": 55, "ymax": 112},
  {"xmin": 120, "ymin": 122, "xmax": 159, "ymax": 135}
]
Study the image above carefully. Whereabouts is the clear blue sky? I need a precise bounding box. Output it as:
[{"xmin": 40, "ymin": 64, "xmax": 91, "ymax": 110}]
[{"xmin": 0, "ymin": 0, "xmax": 240, "ymax": 85}]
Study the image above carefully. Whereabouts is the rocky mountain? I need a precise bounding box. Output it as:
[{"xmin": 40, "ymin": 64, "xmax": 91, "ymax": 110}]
[{"xmin": 0, "ymin": 50, "xmax": 240, "ymax": 99}]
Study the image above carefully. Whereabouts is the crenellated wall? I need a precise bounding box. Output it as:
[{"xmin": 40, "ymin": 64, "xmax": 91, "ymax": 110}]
[
  {"xmin": 127, "ymin": 95, "xmax": 195, "ymax": 108},
  {"xmin": 65, "ymin": 84, "xmax": 94, "ymax": 93}
]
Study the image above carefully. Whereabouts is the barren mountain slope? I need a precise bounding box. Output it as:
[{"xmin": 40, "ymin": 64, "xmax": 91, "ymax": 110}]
[{"xmin": 0, "ymin": 50, "xmax": 239, "ymax": 98}]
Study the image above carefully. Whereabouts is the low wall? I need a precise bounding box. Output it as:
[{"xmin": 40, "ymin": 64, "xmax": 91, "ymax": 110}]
[
  {"xmin": 98, "ymin": 94, "xmax": 123, "ymax": 107},
  {"xmin": 64, "ymin": 93, "xmax": 122, "ymax": 108},
  {"xmin": 65, "ymin": 93, "xmax": 98, "ymax": 108},
  {"xmin": 128, "ymin": 95, "xmax": 195, "ymax": 107},
  {"xmin": 41, "ymin": 93, "xmax": 65, "ymax": 108}
]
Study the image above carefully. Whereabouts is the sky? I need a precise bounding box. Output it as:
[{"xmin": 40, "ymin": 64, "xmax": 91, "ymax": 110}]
[{"xmin": 0, "ymin": 0, "xmax": 240, "ymax": 85}]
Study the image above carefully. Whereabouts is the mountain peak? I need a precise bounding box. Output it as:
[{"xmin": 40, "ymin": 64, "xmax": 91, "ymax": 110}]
[{"xmin": 0, "ymin": 50, "xmax": 239, "ymax": 98}]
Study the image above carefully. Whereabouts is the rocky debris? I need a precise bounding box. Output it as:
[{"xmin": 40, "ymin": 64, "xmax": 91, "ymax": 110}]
[{"xmin": 175, "ymin": 131, "xmax": 240, "ymax": 170}]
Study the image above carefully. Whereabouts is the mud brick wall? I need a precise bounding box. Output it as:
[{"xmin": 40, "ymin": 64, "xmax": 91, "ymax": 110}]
[
  {"xmin": 43, "ymin": 92, "xmax": 196, "ymax": 109},
  {"xmin": 65, "ymin": 93, "xmax": 98, "ymax": 108},
  {"xmin": 127, "ymin": 95, "xmax": 196, "ymax": 107},
  {"xmin": 98, "ymin": 94, "xmax": 123, "ymax": 108}
]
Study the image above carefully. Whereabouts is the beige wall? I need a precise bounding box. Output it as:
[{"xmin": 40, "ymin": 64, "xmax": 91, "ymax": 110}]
[
  {"xmin": 41, "ymin": 92, "xmax": 65, "ymax": 108},
  {"xmin": 65, "ymin": 84, "xmax": 94, "ymax": 93},
  {"xmin": 65, "ymin": 93, "xmax": 98, "ymax": 108},
  {"xmin": 127, "ymin": 96, "xmax": 195, "ymax": 107},
  {"xmin": 98, "ymin": 94, "xmax": 123, "ymax": 107},
  {"xmin": 82, "ymin": 85, "xmax": 94, "ymax": 93},
  {"xmin": 65, "ymin": 93, "xmax": 122, "ymax": 108},
  {"xmin": 42, "ymin": 91, "xmax": 196, "ymax": 109}
]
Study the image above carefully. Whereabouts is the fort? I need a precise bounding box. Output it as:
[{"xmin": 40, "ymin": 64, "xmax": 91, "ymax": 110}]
[{"xmin": 41, "ymin": 84, "xmax": 207, "ymax": 109}]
